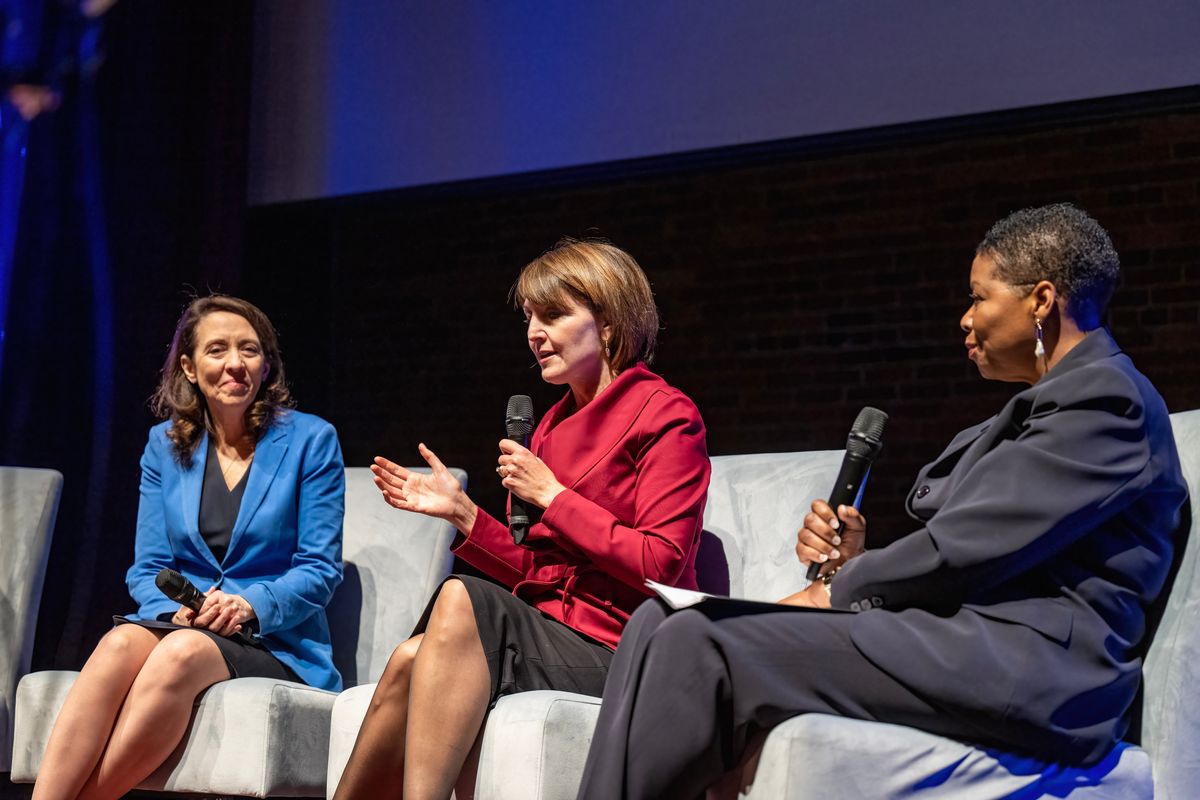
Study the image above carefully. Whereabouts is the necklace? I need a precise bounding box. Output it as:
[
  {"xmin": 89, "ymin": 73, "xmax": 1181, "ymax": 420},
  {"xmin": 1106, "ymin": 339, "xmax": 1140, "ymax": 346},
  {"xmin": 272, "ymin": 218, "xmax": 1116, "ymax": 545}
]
[{"xmin": 216, "ymin": 440, "xmax": 255, "ymax": 485}]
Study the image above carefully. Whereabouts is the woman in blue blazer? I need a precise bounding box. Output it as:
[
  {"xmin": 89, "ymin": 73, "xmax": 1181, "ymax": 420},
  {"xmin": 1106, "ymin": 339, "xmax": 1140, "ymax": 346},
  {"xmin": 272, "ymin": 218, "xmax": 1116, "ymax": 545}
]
[
  {"xmin": 33, "ymin": 295, "xmax": 344, "ymax": 800},
  {"xmin": 577, "ymin": 204, "xmax": 1189, "ymax": 799}
]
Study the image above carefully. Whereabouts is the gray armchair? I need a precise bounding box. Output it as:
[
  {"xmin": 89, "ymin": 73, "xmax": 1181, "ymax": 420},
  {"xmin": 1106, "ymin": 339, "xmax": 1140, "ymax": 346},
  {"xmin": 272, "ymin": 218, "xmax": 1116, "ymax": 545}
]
[
  {"xmin": 0, "ymin": 467, "xmax": 62, "ymax": 775},
  {"xmin": 11, "ymin": 465, "xmax": 462, "ymax": 797},
  {"xmin": 740, "ymin": 408, "xmax": 1198, "ymax": 799}
]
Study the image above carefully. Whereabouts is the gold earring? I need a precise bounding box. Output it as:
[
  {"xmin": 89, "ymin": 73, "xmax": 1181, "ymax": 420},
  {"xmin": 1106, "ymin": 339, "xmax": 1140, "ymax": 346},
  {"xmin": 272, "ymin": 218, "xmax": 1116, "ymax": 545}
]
[{"xmin": 603, "ymin": 338, "xmax": 611, "ymax": 359}]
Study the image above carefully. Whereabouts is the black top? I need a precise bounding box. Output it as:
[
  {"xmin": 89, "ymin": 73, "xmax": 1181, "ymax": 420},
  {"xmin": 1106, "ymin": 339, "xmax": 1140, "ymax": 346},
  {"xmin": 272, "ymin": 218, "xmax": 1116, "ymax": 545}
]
[{"xmin": 199, "ymin": 438, "xmax": 250, "ymax": 564}]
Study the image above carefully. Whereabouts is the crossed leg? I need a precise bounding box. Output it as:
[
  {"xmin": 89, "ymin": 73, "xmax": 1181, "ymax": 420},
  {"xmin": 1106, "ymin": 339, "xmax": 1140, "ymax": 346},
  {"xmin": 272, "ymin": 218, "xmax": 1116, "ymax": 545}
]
[
  {"xmin": 333, "ymin": 578, "xmax": 491, "ymax": 800},
  {"xmin": 32, "ymin": 625, "xmax": 230, "ymax": 800}
]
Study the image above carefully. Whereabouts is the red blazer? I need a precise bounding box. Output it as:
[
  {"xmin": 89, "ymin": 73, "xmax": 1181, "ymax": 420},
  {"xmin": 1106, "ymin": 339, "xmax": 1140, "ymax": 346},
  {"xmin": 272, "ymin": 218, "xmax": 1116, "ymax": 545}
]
[{"xmin": 452, "ymin": 364, "xmax": 710, "ymax": 649}]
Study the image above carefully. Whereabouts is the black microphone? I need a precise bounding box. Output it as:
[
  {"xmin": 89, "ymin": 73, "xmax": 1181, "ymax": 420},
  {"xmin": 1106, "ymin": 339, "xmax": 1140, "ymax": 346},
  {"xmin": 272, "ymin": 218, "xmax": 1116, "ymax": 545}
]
[
  {"xmin": 505, "ymin": 394, "xmax": 536, "ymax": 545},
  {"xmin": 155, "ymin": 568, "xmax": 255, "ymax": 642},
  {"xmin": 806, "ymin": 407, "xmax": 888, "ymax": 582}
]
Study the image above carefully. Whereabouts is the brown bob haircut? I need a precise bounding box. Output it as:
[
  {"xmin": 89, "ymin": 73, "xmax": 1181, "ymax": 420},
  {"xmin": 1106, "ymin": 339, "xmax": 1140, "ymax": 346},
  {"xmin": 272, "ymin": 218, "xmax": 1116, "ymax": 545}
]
[
  {"xmin": 512, "ymin": 239, "xmax": 660, "ymax": 372},
  {"xmin": 150, "ymin": 294, "xmax": 294, "ymax": 466}
]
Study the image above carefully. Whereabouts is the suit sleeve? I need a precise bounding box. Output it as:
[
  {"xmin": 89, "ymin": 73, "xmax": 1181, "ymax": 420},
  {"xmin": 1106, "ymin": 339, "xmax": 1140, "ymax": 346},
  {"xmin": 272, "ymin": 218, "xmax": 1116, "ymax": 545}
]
[
  {"xmin": 530, "ymin": 392, "xmax": 711, "ymax": 592},
  {"xmin": 126, "ymin": 428, "xmax": 181, "ymax": 620},
  {"xmin": 240, "ymin": 422, "xmax": 345, "ymax": 635},
  {"xmin": 832, "ymin": 367, "xmax": 1153, "ymax": 611},
  {"xmin": 451, "ymin": 508, "xmax": 529, "ymax": 588}
]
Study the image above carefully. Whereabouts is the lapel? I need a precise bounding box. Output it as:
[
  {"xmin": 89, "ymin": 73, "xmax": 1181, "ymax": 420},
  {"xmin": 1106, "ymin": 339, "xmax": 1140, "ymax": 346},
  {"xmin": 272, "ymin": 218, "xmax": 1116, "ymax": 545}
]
[
  {"xmin": 907, "ymin": 328, "xmax": 1122, "ymax": 515},
  {"xmin": 532, "ymin": 364, "xmax": 662, "ymax": 489},
  {"xmin": 180, "ymin": 431, "xmax": 221, "ymax": 571},
  {"xmin": 228, "ymin": 420, "xmax": 290, "ymax": 559}
]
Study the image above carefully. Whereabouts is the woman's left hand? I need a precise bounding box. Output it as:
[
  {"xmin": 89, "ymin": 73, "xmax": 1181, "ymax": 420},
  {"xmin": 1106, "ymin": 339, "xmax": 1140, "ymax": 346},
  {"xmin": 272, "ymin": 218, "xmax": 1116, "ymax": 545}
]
[
  {"xmin": 497, "ymin": 439, "xmax": 566, "ymax": 509},
  {"xmin": 777, "ymin": 581, "xmax": 831, "ymax": 609},
  {"xmin": 191, "ymin": 589, "xmax": 257, "ymax": 638}
]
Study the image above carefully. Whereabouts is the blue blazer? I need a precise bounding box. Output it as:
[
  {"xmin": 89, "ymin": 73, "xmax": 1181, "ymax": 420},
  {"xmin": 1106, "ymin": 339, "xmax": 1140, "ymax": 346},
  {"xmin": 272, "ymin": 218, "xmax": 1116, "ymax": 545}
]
[
  {"xmin": 832, "ymin": 328, "xmax": 1188, "ymax": 763},
  {"xmin": 125, "ymin": 410, "xmax": 345, "ymax": 691}
]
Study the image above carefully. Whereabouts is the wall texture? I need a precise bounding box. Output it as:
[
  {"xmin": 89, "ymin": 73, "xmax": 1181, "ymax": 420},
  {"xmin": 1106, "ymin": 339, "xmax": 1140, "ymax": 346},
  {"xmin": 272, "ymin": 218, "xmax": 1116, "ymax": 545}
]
[{"xmin": 245, "ymin": 90, "xmax": 1200, "ymax": 549}]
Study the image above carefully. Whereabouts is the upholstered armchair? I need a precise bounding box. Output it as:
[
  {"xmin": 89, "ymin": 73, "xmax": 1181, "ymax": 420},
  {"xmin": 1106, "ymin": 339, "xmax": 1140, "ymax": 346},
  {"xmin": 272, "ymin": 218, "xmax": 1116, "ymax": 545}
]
[
  {"xmin": 11, "ymin": 466, "xmax": 463, "ymax": 798},
  {"xmin": 1, "ymin": 467, "xmax": 62, "ymax": 776},
  {"xmin": 737, "ymin": 409, "xmax": 1198, "ymax": 799}
]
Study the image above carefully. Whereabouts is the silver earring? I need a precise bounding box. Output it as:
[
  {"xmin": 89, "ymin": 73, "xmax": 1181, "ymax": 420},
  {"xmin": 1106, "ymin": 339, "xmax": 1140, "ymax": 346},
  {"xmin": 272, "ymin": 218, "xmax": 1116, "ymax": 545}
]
[
  {"xmin": 1034, "ymin": 318, "xmax": 1045, "ymax": 358},
  {"xmin": 603, "ymin": 338, "xmax": 611, "ymax": 359}
]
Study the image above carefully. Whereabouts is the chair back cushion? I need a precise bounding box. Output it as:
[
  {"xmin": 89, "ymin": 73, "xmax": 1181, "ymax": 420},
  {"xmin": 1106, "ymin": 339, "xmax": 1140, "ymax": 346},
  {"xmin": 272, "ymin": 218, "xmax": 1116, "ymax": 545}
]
[
  {"xmin": 1142, "ymin": 409, "xmax": 1200, "ymax": 798},
  {"xmin": 326, "ymin": 467, "xmax": 463, "ymax": 687},
  {"xmin": 0, "ymin": 467, "xmax": 62, "ymax": 772},
  {"xmin": 698, "ymin": 451, "xmax": 843, "ymax": 601}
]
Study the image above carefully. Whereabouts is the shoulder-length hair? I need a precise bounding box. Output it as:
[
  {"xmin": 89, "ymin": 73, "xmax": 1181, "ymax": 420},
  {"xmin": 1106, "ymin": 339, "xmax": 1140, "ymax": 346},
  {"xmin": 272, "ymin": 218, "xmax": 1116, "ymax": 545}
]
[
  {"xmin": 150, "ymin": 294, "xmax": 294, "ymax": 466},
  {"xmin": 512, "ymin": 239, "xmax": 660, "ymax": 372}
]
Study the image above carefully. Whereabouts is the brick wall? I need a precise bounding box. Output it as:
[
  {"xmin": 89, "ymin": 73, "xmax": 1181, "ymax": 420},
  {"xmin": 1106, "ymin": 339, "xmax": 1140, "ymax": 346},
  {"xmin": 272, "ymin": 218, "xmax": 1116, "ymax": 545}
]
[{"xmin": 245, "ymin": 94, "xmax": 1200, "ymax": 550}]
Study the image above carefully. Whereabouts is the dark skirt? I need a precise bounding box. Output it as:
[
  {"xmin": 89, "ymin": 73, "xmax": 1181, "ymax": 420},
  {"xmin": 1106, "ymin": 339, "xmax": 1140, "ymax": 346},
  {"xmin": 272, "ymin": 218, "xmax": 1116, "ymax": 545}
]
[
  {"xmin": 114, "ymin": 616, "xmax": 302, "ymax": 684},
  {"xmin": 412, "ymin": 575, "xmax": 614, "ymax": 705}
]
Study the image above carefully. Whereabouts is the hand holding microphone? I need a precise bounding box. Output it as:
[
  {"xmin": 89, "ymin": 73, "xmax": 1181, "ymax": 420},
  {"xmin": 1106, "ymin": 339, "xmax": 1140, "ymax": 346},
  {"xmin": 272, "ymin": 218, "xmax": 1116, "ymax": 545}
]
[
  {"xmin": 501, "ymin": 395, "xmax": 564, "ymax": 544},
  {"xmin": 799, "ymin": 407, "xmax": 887, "ymax": 581},
  {"xmin": 156, "ymin": 568, "xmax": 256, "ymax": 642}
]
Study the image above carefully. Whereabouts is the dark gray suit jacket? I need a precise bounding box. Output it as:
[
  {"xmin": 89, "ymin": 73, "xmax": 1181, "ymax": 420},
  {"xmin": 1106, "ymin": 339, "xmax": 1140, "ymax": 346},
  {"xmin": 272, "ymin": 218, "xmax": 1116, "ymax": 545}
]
[{"xmin": 831, "ymin": 328, "xmax": 1187, "ymax": 763}]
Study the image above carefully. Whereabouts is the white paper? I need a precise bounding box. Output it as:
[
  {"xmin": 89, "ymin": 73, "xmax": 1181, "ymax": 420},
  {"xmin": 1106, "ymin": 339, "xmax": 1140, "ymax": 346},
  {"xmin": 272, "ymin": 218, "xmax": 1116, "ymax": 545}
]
[{"xmin": 645, "ymin": 579, "xmax": 716, "ymax": 610}]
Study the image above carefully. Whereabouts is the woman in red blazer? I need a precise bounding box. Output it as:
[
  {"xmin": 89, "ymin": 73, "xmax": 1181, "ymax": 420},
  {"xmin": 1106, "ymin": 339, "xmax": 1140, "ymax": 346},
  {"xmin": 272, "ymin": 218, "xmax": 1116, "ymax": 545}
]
[{"xmin": 333, "ymin": 239, "xmax": 711, "ymax": 800}]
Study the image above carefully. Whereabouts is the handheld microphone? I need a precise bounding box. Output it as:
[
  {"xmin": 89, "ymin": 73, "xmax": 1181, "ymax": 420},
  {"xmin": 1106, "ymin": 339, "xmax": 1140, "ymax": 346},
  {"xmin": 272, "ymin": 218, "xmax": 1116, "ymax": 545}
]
[
  {"xmin": 156, "ymin": 568, "xmax": 206, "ymax": 612},
  {"xmin": 806, "ymin": 407, "xmax": 888, "ymax": 582},
  {"xmin": 505, "ymin": 395, "xmax": 536, "ymax": 545},
  {"xmin": 155, "ymin": 568, "xmax": 255, "ymax": 643}
]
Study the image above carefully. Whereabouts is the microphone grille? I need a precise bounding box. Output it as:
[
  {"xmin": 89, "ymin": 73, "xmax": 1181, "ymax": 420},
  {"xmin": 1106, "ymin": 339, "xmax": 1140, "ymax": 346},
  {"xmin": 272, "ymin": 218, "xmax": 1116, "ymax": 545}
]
[
  {"xmin": 852, "ymin": 406, "xmax": 888, "ymax": 440},
  {"xmin": 506, "ymin": 395, "xmax": 535, "ymax": 438},
  {"xmin": 846, "ymin": 406, "xmax": 888, "ymax": 457},
  {"xmin": 155, "ymin": 568, "xmax": 185, "ymax": 598}
]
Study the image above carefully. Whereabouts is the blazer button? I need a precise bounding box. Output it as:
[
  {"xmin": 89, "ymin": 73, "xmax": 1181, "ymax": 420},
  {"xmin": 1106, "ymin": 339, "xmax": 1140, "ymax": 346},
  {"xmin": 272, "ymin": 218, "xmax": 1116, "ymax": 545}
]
[
  {"xmin": 916, "ymin": 485, "xmax": 931, "ymax": 499},
  {"xmin": 871, "ymin": 596, "xmax": 884, "ymax": 608},
  {"xmin": 849, "ymin": 601, "xmax": 861, "ymax": 612}
]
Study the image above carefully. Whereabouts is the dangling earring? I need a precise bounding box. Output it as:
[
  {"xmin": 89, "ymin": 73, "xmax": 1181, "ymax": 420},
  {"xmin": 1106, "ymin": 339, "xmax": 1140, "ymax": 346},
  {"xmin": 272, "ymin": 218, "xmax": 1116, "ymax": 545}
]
[
  {"xmin": 603, "ymin": 338, "xmax": 611, "ymax": 360},
  {"xmin": 1034, "ymin": 318, "xmax": 1045, "ymax": 358}
]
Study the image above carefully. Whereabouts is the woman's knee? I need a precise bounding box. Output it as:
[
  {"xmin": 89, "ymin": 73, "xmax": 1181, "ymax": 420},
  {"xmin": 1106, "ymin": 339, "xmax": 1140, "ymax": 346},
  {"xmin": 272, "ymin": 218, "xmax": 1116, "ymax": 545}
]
[
  {"xmin": 628, "ymin": 597, "xmax": 671, "ymax": 631},
  {"xmin": 139, "ymin": 630, "xmax": 228, "ymax": 690},
  {"xmin": 373, "ymin": 636, "xmax": 421, "ymax": 705},
  {"xmin": 382, "ymin": 636, "xmax": 421, "ymax": 683},
  {"xmin": 424, "ymin": 579, "xmax": 478, "ymax": 645},
  {"xmin": 646, "ymin": 609, "xmax": 716, "ymax": 659},
  {"xmin": 90, "ymin": 625, "xmax": 158, "ymax": 666}
]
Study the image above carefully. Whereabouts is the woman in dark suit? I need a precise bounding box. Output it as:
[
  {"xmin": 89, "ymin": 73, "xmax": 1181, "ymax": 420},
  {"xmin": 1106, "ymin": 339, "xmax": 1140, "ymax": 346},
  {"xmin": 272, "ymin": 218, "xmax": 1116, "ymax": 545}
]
[
  {"xmin": 576, "ymin": 204, "xmax": 1189, "ymax": 799},
  {"xmin": 333, "ymin": 240, "xmax": 711, "ymax": 799},
  {"xmin": 33, "ymin": 295, "xmax": 344, "ymax": 800}
]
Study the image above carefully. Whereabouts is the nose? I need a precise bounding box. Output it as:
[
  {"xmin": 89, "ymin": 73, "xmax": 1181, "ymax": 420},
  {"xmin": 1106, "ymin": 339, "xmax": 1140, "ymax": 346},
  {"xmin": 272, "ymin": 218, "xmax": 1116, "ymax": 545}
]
[
  {"xmin": 960, "ymin": 306, "xmax": 973, "ymax": 333},
  {"xmin": 226, "ymin": 349, "xmax": 246, "ymax": 372},
  {"xmin": 527, "ymin": 316, "xmax": 546, "ymax": 345}
]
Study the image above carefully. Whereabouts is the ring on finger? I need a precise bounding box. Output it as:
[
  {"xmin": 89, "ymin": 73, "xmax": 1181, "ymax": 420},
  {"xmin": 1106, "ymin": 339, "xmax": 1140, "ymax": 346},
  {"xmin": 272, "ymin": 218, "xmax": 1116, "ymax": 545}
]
[{"xmin": 496, "ymin": 466, "xmax": 505, "ymax": 476}]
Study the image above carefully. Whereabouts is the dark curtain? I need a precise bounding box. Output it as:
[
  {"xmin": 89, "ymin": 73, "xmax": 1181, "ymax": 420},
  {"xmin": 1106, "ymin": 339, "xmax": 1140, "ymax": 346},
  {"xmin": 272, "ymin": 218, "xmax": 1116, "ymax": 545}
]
[{"xmin": 0, "ymin": 2, "xmax": 252, "ymax": 671}]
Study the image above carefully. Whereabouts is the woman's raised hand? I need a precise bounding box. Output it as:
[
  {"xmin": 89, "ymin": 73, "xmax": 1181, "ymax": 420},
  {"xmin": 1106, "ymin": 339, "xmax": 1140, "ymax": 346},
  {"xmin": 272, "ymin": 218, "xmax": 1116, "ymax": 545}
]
[
  {"xmin": 795, "ymin": 499, "xmax": 867, "ymax": 571},
  {"xmin": 371, "ymin": 444, "xmax": 478, "ymax": 532},
  {"xmin": 497, "ymin": 438, "xmax": 566, "ymax": 509}
]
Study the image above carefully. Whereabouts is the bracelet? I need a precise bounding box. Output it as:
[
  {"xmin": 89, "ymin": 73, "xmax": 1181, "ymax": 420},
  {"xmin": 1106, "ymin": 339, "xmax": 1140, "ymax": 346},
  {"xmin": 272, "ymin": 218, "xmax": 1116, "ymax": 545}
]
[{"xmin": 818, "ymin": 565, "xmax": 839, "ymax": 598}]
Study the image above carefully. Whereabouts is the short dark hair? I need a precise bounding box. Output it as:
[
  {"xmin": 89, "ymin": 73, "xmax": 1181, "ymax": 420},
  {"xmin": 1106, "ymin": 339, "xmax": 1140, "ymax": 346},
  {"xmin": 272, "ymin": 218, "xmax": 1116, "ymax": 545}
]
[
  {"xmin": 977, "ymin": 203, "xmax": 1120, "ymax": 325},
  {"xmin": 151, "ymin": 294, "xmax": 294, "ymax": 466},
  {"xmin": 512, "ymin": 239, "xmax": 660, "ymax": 371}
]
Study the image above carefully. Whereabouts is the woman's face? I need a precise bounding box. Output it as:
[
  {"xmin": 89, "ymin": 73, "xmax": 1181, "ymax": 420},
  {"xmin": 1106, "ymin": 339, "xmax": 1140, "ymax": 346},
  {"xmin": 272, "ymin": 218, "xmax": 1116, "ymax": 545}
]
[
  {"xmin": 180, "ymin": 311, "xmax": 268, "ymax": 418},
  {"xmin": 524, "ymin": 295, "xmax": 610, "ymax": 389},
  {"xmin": 961, "ymin": 254, "xmax": 1040, "ymax": 384}
]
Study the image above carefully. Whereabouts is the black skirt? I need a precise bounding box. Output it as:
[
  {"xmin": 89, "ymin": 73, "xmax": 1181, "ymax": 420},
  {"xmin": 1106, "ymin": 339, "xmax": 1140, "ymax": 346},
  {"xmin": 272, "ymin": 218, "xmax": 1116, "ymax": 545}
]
[
  {"xmin": 113, "ymin": 616, "xmax": 302, "ymax": 684},
  {"xmin": 413, "ymin": 575, "xmax": 614, "ymax": 705}
]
